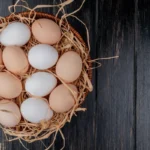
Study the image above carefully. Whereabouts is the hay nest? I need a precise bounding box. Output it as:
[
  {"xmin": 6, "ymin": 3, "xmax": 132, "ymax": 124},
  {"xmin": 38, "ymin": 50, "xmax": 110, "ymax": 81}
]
[{"xmin": 0, "ymin": 0, "xmax": 93, "ymax": 149}]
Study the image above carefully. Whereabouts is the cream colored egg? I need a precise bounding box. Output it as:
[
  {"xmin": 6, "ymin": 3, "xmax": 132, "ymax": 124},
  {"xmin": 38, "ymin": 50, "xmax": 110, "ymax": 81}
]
[
  {"xmin": 49, "ymin": 84, "xmax": 77, "ymax": 113},
  {"xmin": 0, "ymin": 49, "xmax": 3, "ymax": 65},
  {"xmin": 0, "ymin": 100, "xmax": 21, "ymax": 127},
  {"xmin": 32, "ymin": 19, "xmax": 61, "ymax": 45},
  {"xmin": 3, "ymin": 46, "xmax": 29, "ymax": 75},
  {"xmin": 56, "ymin": 51, "xmax": 82, "ymax": 83},
  {"xmin": 0, "ymin": 72, "xmax": 22, "ymax": 99},
  {"xmin": 21, "ymin": 97, "xmax": 53, "ymax": 123}
]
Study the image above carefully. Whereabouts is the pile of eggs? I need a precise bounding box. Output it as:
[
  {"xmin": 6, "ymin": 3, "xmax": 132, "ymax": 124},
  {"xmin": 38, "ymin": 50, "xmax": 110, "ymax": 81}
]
[{"xmin": 0, "ymin": 18, "xmax": 82, "ymax": 127}]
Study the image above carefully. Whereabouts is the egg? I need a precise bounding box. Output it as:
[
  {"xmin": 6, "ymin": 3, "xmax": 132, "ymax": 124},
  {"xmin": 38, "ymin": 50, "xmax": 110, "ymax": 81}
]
[
  {"xmin": 3, "ymin": 46, "xmax": 29, "ymax": 75},
  {"xmin": 49, "ymin": 84, "xmax": 77, "ymax": 113},
  {"xmin": 32, "ymin": 19, "xmax": 61, "ymax": 45},
  {"xmin": 56, "ymin": 51, "xmax": 82, "ymax": 83},
  {"xmin": 21, "ymin": 97, "xmax": 53, "ymax": 123},
  {"xmin": 28, "ymin": 44, "xmax": 58, "ymax": 70},
  {"xmin": 0, "ymin": 49, "xmax": 3, "ymax": 65},
  {"xmin": 25, "ymin": 72, "xmax": 57, "ymax": 97},
  {"xmin": 0, "ymin": 72, "xmax": 22, "ymax": 99},
  {"xmin": 0, "ymin": 100, "xmax": 21, "ymax": 127},
  {"xmin": 1, "ymin": 22, "xmax": 31, "ymax": 46}
]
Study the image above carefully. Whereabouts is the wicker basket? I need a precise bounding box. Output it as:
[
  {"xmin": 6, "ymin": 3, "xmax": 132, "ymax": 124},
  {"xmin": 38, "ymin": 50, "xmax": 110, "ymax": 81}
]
[{"xmin": 2, "ymin": 11, "xmax": 92, "ymax": 145}]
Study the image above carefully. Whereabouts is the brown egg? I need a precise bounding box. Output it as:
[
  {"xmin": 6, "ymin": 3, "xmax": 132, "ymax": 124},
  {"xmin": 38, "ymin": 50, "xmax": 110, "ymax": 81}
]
[
  {"xmin": 49, "ymin": 84, "xmax": 78, "ymax": 113},
  {"xmin": 0, "ymin": 49, "xmax": 3, "ymax": 65},
  {"xmin": 3, "ymin": 46, "xmax": 29, "ymax": 75},
  {"xmin": 32, "ymin": 19, "xmax": 61, "ymax": 45},
  {"xmin": 56, "ymin": 51, "xmax": 82, "ymax": 83},
  {"xmin": 0, "ymin": 72, "xmax": 22, "ymax": 99},
  {"xmin": 0, "ymin": 100, "xmax": 21, "ymax": 127}
]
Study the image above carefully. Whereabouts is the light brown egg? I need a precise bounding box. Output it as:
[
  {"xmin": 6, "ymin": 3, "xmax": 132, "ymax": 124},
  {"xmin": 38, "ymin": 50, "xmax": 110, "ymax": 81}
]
[
  {"xmin": 0, "ymin": 100, "xmax": 21, "ymax": 127},
  {"xmin": 56, "ymin": 51, "xmax": 82, "ymax": 83},
  {"xmin": 49, "ymin": 84, "xmax": 78, "ymax": 113},
  {"xmin": 0, "ymin": 72, "xmax": 22, "ymax": 99},
  {"xmin": 32, "ymin": 19, "xmax": 61, "ymax": 45},
  {"xmin": 0, "ymin": 49, "xmax": 3, "ymax": 65},
  {"xmin": 3, "ymin": 46, "xmax": 29, "ymax": 75}
]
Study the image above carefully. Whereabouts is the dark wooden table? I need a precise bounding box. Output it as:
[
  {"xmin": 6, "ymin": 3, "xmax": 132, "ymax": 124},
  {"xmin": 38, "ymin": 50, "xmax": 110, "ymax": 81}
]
[{"xmin": 0, "ymin": 0, "xmax": 150, "ymax": 149}]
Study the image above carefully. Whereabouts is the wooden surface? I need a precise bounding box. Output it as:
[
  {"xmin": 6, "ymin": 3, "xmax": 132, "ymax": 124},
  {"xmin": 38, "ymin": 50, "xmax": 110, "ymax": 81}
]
[{"xmin": 0, "ymin": 0, "xmax": 150, "ymax": 150}]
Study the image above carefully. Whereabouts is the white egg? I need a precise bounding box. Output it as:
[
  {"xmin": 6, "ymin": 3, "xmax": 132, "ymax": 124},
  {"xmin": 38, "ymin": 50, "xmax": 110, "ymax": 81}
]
[
  {"xmin": 21, "ymin": 97, "xmax": 53, "ymax": 123},
  {"xmin": 25, "ymin": 72, "xmax": 57, "ymax": 97},
  {"xmin": 28, "ymin": 44, "xmax": 58, "ymax": 70},
  {"xmin": 1, "ymin": 22, "xmax": 31, "ymax": 46}
]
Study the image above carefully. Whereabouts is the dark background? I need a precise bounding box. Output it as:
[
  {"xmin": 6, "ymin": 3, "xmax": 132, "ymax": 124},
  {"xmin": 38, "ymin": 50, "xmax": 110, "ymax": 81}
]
[{"xmin": 0, "ymin": 0, "xmax": 150, "ymax": 150}]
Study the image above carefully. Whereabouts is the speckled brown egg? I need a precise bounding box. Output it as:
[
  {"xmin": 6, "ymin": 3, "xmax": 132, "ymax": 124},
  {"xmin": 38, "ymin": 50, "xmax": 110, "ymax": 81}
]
[
  {"xmin": 0, "ymin": 49, "xmax": 3, "ymax": 65},
  {"xmin": 49, "ymin": 84, "xmax": 78, "ymax": 113},
  {"xmin": 32, "ymin": 18, "xmax": 61, "ymax": 45},
  {"xmin": 3, "ymin": 46, "xmax": 29, "ymax": 75},
  {"xmin": 0, "ymin": 100, "xmax": 21, "ymax": 127},
  {"xmin": 0, "ymin": 72, "xmax": 22, "ymax": 99},
  {"xmin": 56, "ymin": 51, "xmax": 82, "ymax": 83}
]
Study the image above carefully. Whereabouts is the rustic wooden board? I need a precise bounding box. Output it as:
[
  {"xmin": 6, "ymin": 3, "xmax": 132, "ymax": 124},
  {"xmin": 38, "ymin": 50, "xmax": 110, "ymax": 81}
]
[
  {"xmin": 0, "ymin": 0, "xmax": 139, "ymax": 150},
  {"xmin": 96, "ymin": 0, "xmax": 135, "ymax": 150}
]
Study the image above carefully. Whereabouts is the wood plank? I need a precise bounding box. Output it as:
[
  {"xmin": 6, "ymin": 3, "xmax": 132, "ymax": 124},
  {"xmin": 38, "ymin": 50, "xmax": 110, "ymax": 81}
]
[
  {"xmin": 136, "ymin": 0, "xmax": 150, "ymax": 150},
  {"xmin": 96, "ymin": 0, "xmax": 135, "ymax": 150}
]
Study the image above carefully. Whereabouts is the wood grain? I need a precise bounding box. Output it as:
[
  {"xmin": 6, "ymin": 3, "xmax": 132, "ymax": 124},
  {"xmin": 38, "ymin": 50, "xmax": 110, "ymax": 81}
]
[
  {"xmin": 96, "ymin": 0, "xmax": 135, "ymax": 150},
  {"xmin": 0, "ymin": 0, "xmax": 145, "ymax": 150},
  {"xmin": 136, "ymin": 0, "xmax": 150, "ymax": 150}
]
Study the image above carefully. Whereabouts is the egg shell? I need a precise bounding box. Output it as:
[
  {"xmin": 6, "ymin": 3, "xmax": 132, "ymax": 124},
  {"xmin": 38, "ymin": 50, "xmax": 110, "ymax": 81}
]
[
  {"xmin": 0, "ymin": 100, "xmax": 21, "ymax": 127},
  {"xmin": 49, "ymin": 84, "xmax": 78, "ymax": 113},
  {"xmin": 1, "ymin": 22, "xmax": 31, "ymax": 46},
  {"xmin": 25, "ymin": 72, "xmax": 57, "ymax": 97},
  {"xmin": 0, "ymin": 72, "xmax": 22, "ymax": 99},
  {"xmin": 32, "ymin": 19, "xmax": 61, "ymax": 45},
  {"xmin": 21, "ymin": 97, "xmax": 53, "ymax": 123},
  {"xmin": 3, "ymin": 46, "xmax": 29, "ymax": 75},
  {"xmin": 28, "ymin": 44, "xmax": 58, "ymax": 70},
  {"xmin": 0, "ymin": 49, "xmax": 3, "ymax": 65},
  {"xmin": 56, "ymin": 51, "xmax": 82, "ymax": 83}
]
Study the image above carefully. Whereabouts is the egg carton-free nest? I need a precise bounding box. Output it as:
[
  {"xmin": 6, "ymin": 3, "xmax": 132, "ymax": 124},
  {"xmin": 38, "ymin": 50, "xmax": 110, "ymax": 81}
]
[{"xmin": 0, "ymin": 11, "xmax": 92, "ymax": 148}]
